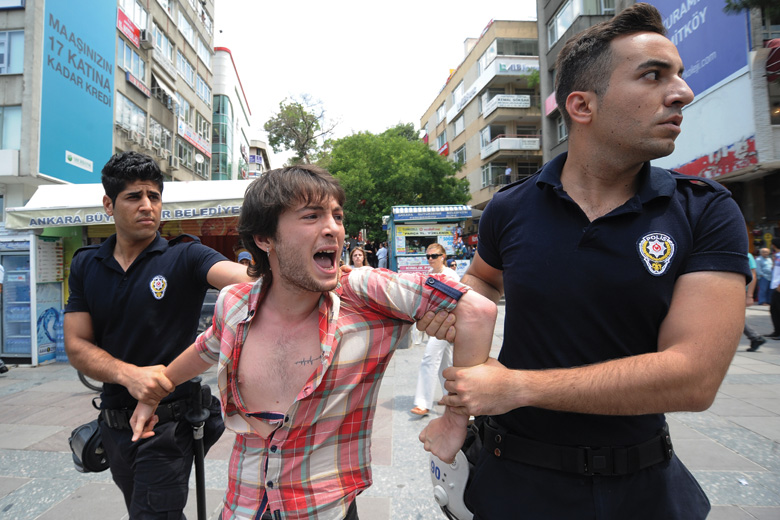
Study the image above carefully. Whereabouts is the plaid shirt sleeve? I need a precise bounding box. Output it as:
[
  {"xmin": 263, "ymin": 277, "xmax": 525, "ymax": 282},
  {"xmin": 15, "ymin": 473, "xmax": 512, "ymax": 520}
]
[{"xmin": 341, "ymin": 268, "xmax": 469, "ymax": 322}]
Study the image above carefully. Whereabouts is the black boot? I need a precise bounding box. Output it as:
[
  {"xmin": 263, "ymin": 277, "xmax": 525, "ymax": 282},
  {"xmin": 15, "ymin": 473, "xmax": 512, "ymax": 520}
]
[
  {"xmin": 0, "ymin": 358, "xmax": 8, "ymax": 374},
  {"xmin": 747, "ymin": 337, "xmax": 766, "ymax": 352}
]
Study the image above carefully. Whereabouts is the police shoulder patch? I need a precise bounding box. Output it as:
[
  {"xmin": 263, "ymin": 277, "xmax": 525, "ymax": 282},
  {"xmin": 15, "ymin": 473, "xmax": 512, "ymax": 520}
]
[
  {"xmin": 637, "ymin": 232, "xmax": 676, "ymax": 276},
  {"xmin": 150, "ymin": 275, "xmax": 167, "ymax": 300}
]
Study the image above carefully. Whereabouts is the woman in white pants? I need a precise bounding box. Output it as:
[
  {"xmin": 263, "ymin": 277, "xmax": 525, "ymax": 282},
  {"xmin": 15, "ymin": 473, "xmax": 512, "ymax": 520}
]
[{"xmin": 410, "ymin": 243, "xmax": 460, "ymax": 416}]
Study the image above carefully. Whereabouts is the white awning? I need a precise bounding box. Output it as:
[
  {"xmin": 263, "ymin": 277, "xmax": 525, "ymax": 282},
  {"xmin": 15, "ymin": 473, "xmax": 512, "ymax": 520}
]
[
  {"xmin": 5, "ymin": 179, "xmax": 255, "ymax": 230},
  {"xmin": 151, "ymin": 73, "xmax": 178, "ymax": 103}
]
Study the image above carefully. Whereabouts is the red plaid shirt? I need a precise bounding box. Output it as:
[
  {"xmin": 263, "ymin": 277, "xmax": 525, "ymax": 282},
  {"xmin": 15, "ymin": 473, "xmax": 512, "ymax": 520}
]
[{"xmin": 194, "ymin": 268, "xmax": 467, "ymax": 519}]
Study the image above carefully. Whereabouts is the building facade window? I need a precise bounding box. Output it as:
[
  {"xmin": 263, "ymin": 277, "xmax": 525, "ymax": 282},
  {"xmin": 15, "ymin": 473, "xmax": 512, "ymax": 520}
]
[
  {"xmin": 195, "ymin": 111, "xmax": 210, "ymax": 142},
  {"xmin": 547, "ymin": 0, "xmax": 579, "ymax": 48},
  {"xmin": 196, "ymin": 74, "xmax": 211, "ymax": 106},
  {"xmin": 155, "ymin": 0, "xmax": 174, "ymax": 17},
  {"xmin": 175, "ymin": 93, "xmax": 193, "ymax": 125},
  {"xmin": 496, "ymin": 38, "xmax": 539, "ymax": 57},
  {"xmin": 197, "ymin": 38, "xmax": 211, "ymax": 68},
  {"xmin": 154, "ymin": 24, "xmax": 174, "ymax": 63},
  {"xmin": 453, "ymin": 144, "xmax": 466, "ymax": 165},
  {"xmin": 116, "ymin": 93, "xmax": 146, "ymax": 135},
  {"xmin": 176, "ymin": 138, "xmax": 194, "ymax": 170},
  {"xmin": 0, "ymin": 31, "xmax": 24, "ymax": 74},
  {"xmin": 176, "ymin": 50, "xmax": 195, "ymax": 87},
  {"xmin": 195, "ymin": 154, "xmax": 209, "ymax": 178},
  {"xmin": 118, "ymin": 37, "xmax": 146, "ymax": 79},
  {"xmin": 437, "ymin": 103, "xmax": 446, "ymax": 124},
  {"xmin": 178, "ymin": 12, "xmax": 194, "ymax": 45},
  {"xmin": 119, "ymin": 0, "xmax": 148, "ymax": 30},
  {"xmin": 436, "ymin": 131, "xmax": 447, "ymax": 150},
  {"xmin": 150, "ymin": 118, "xmax": 173, "ymax": 151},
  {"xmin": 0, "ymin": 105, "xmax": 22, "ymax": 149},
  {"xmin": 211, "ymin": 94, "xmax": 233, "ymax": 181},
  {"xmin": 556, "ymin": 114, "xmax": 568, "ymax": 143},
  {"xmin": 452, "ymin": 81, "xmax": 464, "ymax": 108},
  {"xmin": 454, "ymin": 115, "xmax": 465, "ymax": 137},
  {"xmin": 481, "ymin": 162, "xmax": 507, "ymax": 188}
]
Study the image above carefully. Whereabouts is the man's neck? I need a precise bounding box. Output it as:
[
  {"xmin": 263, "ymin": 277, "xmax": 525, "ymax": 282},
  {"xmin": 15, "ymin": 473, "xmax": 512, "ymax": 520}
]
[
  {"xmin": 262, "ymin": 281, "xmax": 322, "ymax": 325},
  {"xmin": 113, "ymin": 233, "xmax": 156, "ymax": 271},
  {"xmin": 560, "ymin": 142, "xmax": 644, "ymax": 221}
]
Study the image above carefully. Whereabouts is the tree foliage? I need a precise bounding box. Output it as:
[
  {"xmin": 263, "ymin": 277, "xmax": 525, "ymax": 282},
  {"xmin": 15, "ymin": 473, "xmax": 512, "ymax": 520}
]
[
  {"xmin": 328, "ymin": 124, "xmax": 470, "ymax": 241},
  {"xmin": 723, "ymin": 0, "xmax": 780, "ymax": 21},
  {"xmin": 263, "ymin": 95, "xmax": 337, "ymax": 164}
]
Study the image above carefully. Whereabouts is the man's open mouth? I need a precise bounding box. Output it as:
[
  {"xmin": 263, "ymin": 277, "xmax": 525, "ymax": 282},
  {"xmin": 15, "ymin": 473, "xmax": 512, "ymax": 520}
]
[{"xmin": 314, "ymin": 249, "xmax": 337, "ymax": 270}]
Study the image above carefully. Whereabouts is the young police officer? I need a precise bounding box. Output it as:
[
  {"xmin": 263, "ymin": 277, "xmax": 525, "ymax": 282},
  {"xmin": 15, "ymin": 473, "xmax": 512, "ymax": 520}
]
[
  {"xmin": 65, "ymin": 151, "xmax": 252, "ymax": 518},
  {"xmin": 419, "ymin": 4, "xmax": 750, "ymax": 518}
]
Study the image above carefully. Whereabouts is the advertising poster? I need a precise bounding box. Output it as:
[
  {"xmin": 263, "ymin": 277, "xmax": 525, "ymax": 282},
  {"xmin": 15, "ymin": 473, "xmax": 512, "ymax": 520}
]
[
  {"xmin": 651, "ymin": 0, "xmax": 749, "ymax": 96},
  {"xmin": 394, "ymin": 225, "xmax": 456, "ymax": 255},
  {"xmin": 39, "ymin": 0, "xmax": 116, "ymax": 183},
  {"xmin": 35, "ymin": 283, "xmax": 61, "ymax": 363}
]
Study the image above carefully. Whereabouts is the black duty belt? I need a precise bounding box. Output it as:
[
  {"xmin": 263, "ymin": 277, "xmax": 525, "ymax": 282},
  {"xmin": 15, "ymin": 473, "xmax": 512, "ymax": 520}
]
[
  {"xmin": 483, "ymin": 418, "xmax": 674, "ymax": 476},
  {"xmin": 101, "ymin": 399, "xmax": 189, "ymax": 430}
]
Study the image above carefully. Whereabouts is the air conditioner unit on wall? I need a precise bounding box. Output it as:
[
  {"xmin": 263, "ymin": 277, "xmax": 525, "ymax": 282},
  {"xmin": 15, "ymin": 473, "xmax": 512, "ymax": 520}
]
[
  {"xmin": 139, "ymin": 29, "xmax": 153, "ymax": 50},
  {"xmin": 144, "ymin": 138, "xmax": 153, "ymax": 149},
  {"xmin": 168, "ymin": 155, "xmax": 180, "ymax": 170},
  {"xmin": 132, "ymin": 132, "xmax": 143, "ymax": 145}
]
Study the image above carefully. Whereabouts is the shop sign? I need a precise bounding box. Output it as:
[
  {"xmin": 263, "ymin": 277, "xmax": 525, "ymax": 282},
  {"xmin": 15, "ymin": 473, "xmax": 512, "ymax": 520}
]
[
  {"xmin": 177, "ymin": 120, "xmax": 212, "ymax": 157},
  {"xmin": 674, "ymin": 135, "xmax": 757, "ymax": 180},
  {"xmin": 126, "ymin": 70, "xmax": 150, "ymax": 97},
  {"xmin": 117, "ymin": 8, "xmax": 140, "ymax": 48}
]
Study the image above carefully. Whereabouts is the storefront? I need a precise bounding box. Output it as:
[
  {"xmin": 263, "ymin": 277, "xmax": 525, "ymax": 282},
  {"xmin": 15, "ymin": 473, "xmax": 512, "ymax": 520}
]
[
  {"xmin": 387, "ymin": 205, "xmax": 472, "ymax": 276},
  {"xmin": 3, "ymin": 179, "xmax": 253, "ymax": 366}
]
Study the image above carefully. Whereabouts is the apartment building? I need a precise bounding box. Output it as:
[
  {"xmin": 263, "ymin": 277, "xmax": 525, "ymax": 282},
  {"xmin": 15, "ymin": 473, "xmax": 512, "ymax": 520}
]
[
  {"xmin": 246, "ymin": 139, "xmax": 270, "ymax": 179},
  {"xmin": 537, "ymin": 0, "xmax": 780, "ymax": 247},
  {"xmin": 420, "ymin": 20, "xmax": 542, "ymax": 226},
  {"xmin": 0, "ymin": 0, "xmax": 216, "ymax": 215}
]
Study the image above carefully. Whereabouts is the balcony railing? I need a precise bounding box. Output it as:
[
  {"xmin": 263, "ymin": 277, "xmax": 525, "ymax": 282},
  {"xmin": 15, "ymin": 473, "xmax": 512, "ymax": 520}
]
[
  {"xmin": 482, "ymin": 95, "xmax": 541, "ymax": 118},
  {"xmin": 480, "ymin": 134, "xmax": 541, "ymax": 160}
]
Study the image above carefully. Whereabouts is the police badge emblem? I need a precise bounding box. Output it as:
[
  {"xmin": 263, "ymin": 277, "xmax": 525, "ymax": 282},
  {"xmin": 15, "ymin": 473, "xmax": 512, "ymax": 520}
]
[
  {"xmin": 150, "ymin": 275, "xmax": 167, "ymax": 299},
  {"xmin": 637, "ymin": 233, "xmax": 675, "ymax": 276}
]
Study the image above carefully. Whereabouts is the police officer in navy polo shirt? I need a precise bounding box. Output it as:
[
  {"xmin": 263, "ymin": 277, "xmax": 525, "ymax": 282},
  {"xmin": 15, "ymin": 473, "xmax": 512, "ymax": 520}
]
[
  {"xmin": 64, "ymin": 151, "xmax": 252, "ymax": 519},
  {"xmin": 418, "ymin": 4, "xmax": 750, "ymax": 519}
]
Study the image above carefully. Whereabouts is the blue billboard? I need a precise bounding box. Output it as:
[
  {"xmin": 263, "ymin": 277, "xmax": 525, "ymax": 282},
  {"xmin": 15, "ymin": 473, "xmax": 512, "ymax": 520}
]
[
  {"xmin": 651, "ymin": 0, "xmax": 749, "ymax": 96},
  {"xmin": 39, "ymin": 0, "xmax": 116, "ymax": 183}
]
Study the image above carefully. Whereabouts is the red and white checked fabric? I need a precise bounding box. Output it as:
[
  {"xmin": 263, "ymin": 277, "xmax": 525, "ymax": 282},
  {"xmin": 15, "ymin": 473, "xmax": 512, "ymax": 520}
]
[{"xmin": 195, "ymin": 268, "xmax": 467, "ymax": 519}]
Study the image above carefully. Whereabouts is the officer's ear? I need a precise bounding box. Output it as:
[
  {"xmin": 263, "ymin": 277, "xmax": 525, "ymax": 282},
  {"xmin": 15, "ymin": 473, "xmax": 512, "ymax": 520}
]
[{"xmin": 103, "ymin": 195, "xmax": 114, "ymax": 216}]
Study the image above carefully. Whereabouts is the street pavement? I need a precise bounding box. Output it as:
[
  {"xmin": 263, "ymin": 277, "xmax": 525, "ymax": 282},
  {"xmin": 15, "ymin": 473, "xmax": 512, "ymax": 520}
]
[{"xmin": 0, "ymin": 303, "xmax": 778, "ymax": 519}]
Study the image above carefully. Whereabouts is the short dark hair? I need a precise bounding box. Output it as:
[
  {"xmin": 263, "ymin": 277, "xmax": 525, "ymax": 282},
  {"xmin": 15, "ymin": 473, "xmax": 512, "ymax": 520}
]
[
  {"xmin": 101, "ymin": 151, "xmax": 164, "ymax": 203},
  {"xmin": 238, "ymin": 164, "xmax": 346, "ymax": 279},
  {"xmin": 554, "ymin": 3, "xmax": 667, "ymax": 128}
]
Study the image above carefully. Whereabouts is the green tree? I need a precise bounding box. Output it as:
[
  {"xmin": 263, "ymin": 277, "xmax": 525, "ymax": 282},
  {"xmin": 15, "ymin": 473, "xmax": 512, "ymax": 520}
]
[
  {"xmin": 263, "ymin": 95, "xmax": 336, "ymax": 164},
  {"xmin": 328, "ymin": 124, "xmax": 470, "ymax": 241},
  {"xmin": 723, "ymin": 0, "xmax": 780, "ymax": 21}
]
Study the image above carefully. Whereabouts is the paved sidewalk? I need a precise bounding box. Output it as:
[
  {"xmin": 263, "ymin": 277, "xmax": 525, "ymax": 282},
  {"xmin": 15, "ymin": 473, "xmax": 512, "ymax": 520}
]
[{"xmin": 0, "ymin": 304, "xmax": 778, "ymax": 519}]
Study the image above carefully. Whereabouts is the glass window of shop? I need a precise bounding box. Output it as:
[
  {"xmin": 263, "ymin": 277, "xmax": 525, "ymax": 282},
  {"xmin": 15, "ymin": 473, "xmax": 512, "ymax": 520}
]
[
  {"xmin": 0, "ymin": 31, "xmax": 23, "ymax": 75},
  {"xmin": 117, "ymin": 93, "xmax": 146, "ymax": 135}
]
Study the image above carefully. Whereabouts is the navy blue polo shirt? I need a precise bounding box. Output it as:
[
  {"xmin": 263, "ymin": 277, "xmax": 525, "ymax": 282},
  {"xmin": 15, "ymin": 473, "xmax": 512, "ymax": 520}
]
[
  {"xmin": 65, "ymin": 233, "xmax": 226, "ymax": 409},
  {"xmin": 479, "ymin": 153, "xmax": 750, "ymax": 447}
]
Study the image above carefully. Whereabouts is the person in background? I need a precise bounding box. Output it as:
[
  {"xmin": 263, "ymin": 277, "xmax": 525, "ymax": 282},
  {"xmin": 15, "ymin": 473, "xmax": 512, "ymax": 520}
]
[
  {"xmin": 766, "ymin": 238, "xmax": 780, "ymax": 340},
  {"xmin": 64, "ymin": 151, "xmax": 252, "ymax": 519},
  {"xmin": 376, "ymin": 242, "xmax": 388, "ymax": 269},
  {"xmin": 756, "ymin": 247, "xmax": 773, "ymax": 305},
  {"xmin": 237, "ymin": 250, "xmax": 253, "ymax": 267},
  {"xmin": 745, "ymin": 252, "xmax": 766, "ymax": 352},
  {"xmin": 411, "ymin": 244, "xmax": 460, "ymax": 416},
  {"xmin": 349, "ymin": 247, "xmax": 369, "ymax": 268}
]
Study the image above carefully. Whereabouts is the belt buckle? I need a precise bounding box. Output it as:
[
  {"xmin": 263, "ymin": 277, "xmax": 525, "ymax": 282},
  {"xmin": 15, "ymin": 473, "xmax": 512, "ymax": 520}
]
[{"xmin": 583, "ymin": 446, "xmax": 613, "ymax": 476}]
